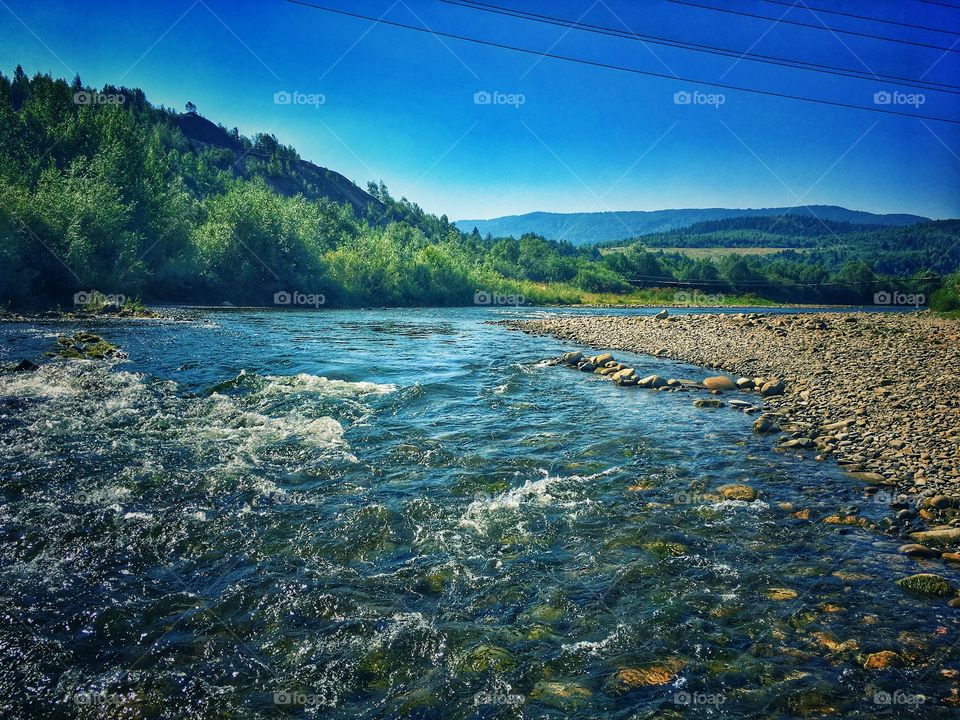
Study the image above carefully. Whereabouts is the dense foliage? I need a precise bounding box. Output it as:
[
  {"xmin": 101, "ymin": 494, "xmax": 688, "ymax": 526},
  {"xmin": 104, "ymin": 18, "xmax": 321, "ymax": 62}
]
[{"xmin": 0, "ymin": 69, "xmax": 956, "ymax": 309}]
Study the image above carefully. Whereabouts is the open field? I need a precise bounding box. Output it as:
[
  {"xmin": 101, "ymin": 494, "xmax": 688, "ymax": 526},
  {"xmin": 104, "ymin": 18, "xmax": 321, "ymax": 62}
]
[{"xmin": 600, "ymin": 245, "xmax": 802, "ymax": 259}]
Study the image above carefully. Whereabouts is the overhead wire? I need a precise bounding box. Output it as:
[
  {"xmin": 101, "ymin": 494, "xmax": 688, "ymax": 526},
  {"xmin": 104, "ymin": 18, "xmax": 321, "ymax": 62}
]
[
  {"xmin": 283, "ymin": 0, "xmax": 960, "ymax": 124},
  {"xmin": 441, "ymin": 0, "xmax": 960, "ymax": 95}
]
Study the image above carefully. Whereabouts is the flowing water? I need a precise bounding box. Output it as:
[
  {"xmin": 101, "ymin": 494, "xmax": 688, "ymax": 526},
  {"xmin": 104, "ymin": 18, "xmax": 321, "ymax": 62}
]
[{"xmin": 1, "ymin": 307, "xmax": 957, "ymax": 718}]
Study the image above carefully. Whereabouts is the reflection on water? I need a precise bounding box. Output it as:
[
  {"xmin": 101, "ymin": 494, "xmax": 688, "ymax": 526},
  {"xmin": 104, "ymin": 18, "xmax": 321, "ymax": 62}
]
[{"xmin": 0, "ymin": 307, "xmax": 957, "ymax": 718}]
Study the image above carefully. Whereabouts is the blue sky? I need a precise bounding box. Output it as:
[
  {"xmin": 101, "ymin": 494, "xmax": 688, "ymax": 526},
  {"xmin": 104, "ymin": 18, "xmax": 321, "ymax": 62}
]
[{"xmin": 2, "ymin": 0, "xmax": 959, "ymax": 219}]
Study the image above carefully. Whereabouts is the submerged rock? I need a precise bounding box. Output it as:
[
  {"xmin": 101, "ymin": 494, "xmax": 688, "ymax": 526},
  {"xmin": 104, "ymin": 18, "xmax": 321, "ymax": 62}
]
[
  {"xmin": 609, "ymin": 659, "xmax": 684, "ymax": 692},
  {"xmin": 864, "ymin": 650, "xmax": 900, "ymax": 669},
  {"xmin": 718, "ymin": 483, "xmax": 757, "ymax": 501},
  {"xmin": 899, "ymin": 544, "xmax": 938, "ymax": 558},
  {"xmin": 529, "ymin": 680, "xmax": 592, "ymax": 709},
  {"xmin": 12, "ymin": 359, "xmax": 38, "ymax": 372},
  {"xmin": 463, "ymin": 644, "xmax": 516, "ymax": 673},
  {"xmin": 896, "ymin": 573, "xmax": 954, "ymax": 597},
  {"xmin": 693, "ymin": 398, "xmax": 725, "ymax": 408}
]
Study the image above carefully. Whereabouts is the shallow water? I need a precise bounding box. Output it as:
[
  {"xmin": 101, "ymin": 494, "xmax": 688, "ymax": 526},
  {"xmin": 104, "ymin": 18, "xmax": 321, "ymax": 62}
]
[{"xmin": 0, "ymin": 307, "xmax": 957, "ymax": 718}]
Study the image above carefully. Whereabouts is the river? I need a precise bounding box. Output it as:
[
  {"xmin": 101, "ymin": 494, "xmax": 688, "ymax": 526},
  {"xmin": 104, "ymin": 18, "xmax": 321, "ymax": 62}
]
[{"xmin": 0, "ymin": 307, "xmax": 956, "ymax": 718}]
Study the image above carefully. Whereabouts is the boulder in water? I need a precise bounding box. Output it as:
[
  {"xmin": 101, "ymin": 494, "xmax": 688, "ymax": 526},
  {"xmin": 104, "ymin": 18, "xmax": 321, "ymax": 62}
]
[
  {"xmin": 896, "ymin": 573, "xmax": 954, "ymax": 597},
  {"xmin": 637, "ymin": 374, "xmax": 667, "ymax": 388},
  {"xmin": 693, "ymin": 399, "xmax": 725, "ymax": 408},
  {"xmin": 13, "ymin": 359, "xmax": 38, "ymax": 372},
  {"xmin": 703, "ymin": 376, "xmax": 736, "ymax": 391},
  {"xmin": 718, "ymin": 483, "xmax": 757, "ymax": 501}
]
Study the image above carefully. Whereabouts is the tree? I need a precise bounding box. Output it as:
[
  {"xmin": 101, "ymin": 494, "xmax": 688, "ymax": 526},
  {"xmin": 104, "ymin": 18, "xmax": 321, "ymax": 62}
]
[{"xmin": 185, "ymin": 101, "xmax": 197, "ymax": 114}]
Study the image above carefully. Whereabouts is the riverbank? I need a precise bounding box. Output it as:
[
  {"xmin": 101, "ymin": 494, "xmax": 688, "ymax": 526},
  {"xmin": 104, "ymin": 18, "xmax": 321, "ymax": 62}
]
[{"xmin": 503, "ymin": 311, "xmax": 960, "ymax": 502}]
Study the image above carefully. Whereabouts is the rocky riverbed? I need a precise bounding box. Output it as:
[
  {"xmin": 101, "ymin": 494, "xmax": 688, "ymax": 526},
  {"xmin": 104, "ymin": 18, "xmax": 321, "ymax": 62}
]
[{"xmin": 503, "ymin": 311, "xmax": 960, "ymax": 504}]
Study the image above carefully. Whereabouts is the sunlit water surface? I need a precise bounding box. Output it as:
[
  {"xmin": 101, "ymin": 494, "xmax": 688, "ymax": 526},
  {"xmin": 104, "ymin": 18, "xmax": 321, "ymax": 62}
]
[{"xmin": 0, "ymin": 307, "xmax": 957, "ymax": 718}]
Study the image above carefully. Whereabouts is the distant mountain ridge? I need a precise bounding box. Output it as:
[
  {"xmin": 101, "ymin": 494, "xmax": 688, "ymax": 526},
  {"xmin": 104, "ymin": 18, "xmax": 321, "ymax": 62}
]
[{"xmin": 455, "ymin": 206, "xmax": 930, "ymax": 245}]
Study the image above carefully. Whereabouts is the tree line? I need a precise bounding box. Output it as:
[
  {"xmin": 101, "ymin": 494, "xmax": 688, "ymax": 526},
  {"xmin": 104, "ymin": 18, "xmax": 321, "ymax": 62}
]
[{"xmin": 0, "ymin": 68, "xmax": 956, "ymax": 311}]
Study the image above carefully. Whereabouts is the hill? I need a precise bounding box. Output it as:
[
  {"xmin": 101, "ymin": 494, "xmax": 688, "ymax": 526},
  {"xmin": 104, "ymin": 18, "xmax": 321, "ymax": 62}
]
[
  {"xmin": 174, "ymin": 111, "xmax": 382, "ymax": 217},
  {"xmin": 456, "ymin": 206, "xmax": 930, "ymax": 246},
  {"xmin": 0, "ymin": 67, "xmax": 956, "ymax": 311}
]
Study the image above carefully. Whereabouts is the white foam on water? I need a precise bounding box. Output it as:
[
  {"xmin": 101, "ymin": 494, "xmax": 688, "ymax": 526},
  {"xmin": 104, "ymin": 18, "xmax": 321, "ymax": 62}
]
[
  {"xmin": 560, "ymin": 623, "xmax": 630, "ymax": 657},
  {"xmin": 260, "ymin": 373, "xmax": 396, "ymax": 398},
  {"xmin": 458, "ymin": 469, "xmax": 602, "ymax": 535},
  {"xmin": 206, "ymin": 393, "xmax": 349, "ymax": 448}
]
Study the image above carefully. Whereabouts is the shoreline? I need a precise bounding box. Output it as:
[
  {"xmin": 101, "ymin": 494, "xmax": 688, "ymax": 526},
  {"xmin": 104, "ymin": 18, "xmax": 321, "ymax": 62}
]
[
  {"xmin": 0, "ymin": 302, "xmax": 924, "ymax": 322},
  {"xmin": 501, "ymin": 311, "xmax": 960, "ymax": 509}
]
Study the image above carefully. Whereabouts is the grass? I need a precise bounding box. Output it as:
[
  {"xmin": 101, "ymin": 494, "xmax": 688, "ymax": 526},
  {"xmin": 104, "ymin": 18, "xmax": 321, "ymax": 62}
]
[
  {"xmin": 600, "ymin": 246, "xmax": 801, "ymax": 259},
  {"xmin": 495, "ymin": 280, "xmax": 780, "ymax": 307}
]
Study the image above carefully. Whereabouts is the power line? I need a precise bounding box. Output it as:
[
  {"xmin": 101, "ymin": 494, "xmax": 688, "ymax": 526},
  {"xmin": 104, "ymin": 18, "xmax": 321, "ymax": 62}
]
[
  {"xmin": 754, "ymin": 0, "xmax": 960, "ymax": 36},
  {"xmin": 912, "ymin": 0, "xmax": 960, "ymax": 10},
  {"xmin": 284, "ymin": 0, "xmax": 960, "ymax": 124},
  {"xmin": 442, "ymin": 0, "xmax": 960, "ymax": 95},
  {"xmin": 664, "ymin": 0, "xmax": 960, "ymax": 53}
]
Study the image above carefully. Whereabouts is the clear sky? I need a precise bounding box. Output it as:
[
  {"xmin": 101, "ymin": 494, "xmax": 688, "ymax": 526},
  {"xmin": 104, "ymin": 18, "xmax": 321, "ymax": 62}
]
[{"xmin": 2, "ymin": 0, "xmax": 959, "ymax": 220}]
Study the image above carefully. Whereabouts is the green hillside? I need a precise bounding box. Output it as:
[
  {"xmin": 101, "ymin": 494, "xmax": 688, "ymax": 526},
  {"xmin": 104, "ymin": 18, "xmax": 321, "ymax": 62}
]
[{"xmin": 0, "ymin": 68, "xmax": 957, "ymax": 311}]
